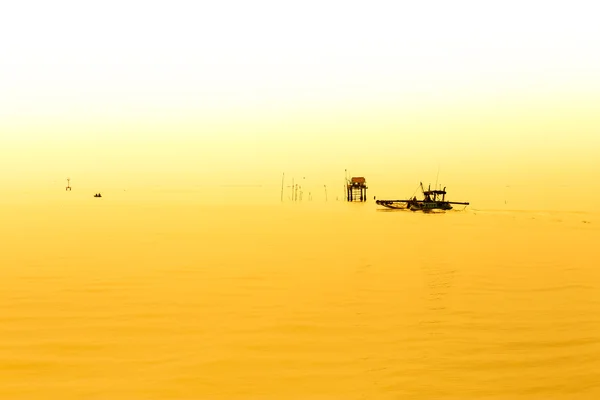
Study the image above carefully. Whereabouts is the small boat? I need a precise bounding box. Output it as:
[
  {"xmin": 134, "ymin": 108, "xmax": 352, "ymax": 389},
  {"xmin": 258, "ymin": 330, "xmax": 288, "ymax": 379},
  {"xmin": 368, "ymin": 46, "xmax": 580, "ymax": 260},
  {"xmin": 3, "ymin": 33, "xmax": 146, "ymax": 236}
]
[
  {"xmin": 94, "ymin": 193, "xmax": 102, "ymax": 198},
  {"xmin": 376, "ymin": 182, "xmax": 469, "ymax": 212}
]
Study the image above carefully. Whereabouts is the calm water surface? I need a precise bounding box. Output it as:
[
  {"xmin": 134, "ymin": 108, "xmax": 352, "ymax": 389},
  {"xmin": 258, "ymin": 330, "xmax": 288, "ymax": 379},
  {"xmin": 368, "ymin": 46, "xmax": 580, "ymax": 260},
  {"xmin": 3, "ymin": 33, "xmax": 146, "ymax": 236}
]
[{"xmin": 1, "ymin": 195, "xmax": 599, "ymax": 399}]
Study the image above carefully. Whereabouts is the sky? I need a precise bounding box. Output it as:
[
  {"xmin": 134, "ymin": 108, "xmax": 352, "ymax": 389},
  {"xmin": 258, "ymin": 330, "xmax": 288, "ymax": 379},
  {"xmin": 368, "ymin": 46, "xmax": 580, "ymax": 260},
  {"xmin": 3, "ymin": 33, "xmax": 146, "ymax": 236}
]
[{"xmin": 1, "ymin": 0, "xmax": 599, "ymax": 196}]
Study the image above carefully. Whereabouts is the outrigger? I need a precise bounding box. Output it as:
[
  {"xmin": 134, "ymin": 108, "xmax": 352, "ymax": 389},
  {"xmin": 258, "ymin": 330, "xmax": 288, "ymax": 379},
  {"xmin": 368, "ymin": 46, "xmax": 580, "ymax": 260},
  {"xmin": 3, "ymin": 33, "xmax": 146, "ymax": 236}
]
[{"xmin": 376, "ymin": 182, "xmax": 469, "ymax": 212}]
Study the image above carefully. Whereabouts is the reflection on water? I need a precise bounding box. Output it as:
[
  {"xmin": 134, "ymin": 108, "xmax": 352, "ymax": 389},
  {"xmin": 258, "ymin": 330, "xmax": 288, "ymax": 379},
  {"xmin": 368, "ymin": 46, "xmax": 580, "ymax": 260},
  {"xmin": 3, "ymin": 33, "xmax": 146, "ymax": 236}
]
[{"xmin": 1, "ymin": 198, "xmax": 599, "ymax": 399}]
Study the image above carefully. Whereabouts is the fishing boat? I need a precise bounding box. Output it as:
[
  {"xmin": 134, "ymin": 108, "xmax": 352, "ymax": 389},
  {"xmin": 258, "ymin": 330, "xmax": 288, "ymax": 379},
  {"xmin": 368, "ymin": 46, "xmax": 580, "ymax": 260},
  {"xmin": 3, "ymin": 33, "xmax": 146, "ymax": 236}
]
[{"xmin": 375, "ymin": 182, "xmax": 469, "ymax": 212}]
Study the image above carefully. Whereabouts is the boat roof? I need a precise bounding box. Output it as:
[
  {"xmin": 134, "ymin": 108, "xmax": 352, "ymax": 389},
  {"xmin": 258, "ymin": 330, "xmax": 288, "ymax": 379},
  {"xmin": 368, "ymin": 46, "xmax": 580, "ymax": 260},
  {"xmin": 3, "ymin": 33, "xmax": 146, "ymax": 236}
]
[{"xmin": 423, "ymin": 190, "xmax": 446, "ymax": 194}]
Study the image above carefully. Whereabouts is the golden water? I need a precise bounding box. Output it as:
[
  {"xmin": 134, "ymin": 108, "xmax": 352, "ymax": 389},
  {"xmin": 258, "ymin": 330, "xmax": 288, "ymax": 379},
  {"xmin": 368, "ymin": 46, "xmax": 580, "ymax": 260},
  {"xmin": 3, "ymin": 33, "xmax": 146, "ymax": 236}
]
[{"xmin": 2, "ymin": 193, "xmax": 599, "ymax": 399}]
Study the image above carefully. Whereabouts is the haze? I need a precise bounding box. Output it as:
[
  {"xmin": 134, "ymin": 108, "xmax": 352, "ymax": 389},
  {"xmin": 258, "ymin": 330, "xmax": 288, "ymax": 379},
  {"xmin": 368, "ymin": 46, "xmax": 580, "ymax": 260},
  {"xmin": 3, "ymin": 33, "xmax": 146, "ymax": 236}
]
[{"xmin": 2, "ymin": 1, "xmax": 599, "ymax": 201}]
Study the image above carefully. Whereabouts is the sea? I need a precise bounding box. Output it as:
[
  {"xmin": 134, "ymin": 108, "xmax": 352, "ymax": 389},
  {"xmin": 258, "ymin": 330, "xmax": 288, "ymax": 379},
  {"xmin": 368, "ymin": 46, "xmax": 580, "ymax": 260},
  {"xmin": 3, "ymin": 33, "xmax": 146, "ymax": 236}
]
[{"xmin": 1, "ymin": 187, "xmax": 599, "ymax": 399}]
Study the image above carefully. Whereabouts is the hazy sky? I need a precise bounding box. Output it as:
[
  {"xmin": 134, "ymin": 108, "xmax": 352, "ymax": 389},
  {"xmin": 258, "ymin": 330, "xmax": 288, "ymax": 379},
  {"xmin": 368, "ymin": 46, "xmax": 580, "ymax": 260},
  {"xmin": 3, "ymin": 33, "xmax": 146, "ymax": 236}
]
[{"xmin": 2, "ymin": 1, "xmax": 599, "ymax": 190}]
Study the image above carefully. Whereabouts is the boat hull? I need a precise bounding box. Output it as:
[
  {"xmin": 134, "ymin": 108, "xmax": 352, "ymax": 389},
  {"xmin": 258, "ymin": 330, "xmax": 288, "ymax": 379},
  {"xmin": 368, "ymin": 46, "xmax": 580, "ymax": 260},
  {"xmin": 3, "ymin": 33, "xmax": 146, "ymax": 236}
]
[
  {"xmin": 375, "ymin": 200, "xmax": 408, "ymax": 210},
  {"xmin": 409, "ymin": 201, "xmax": 453, "ymax": 211},
  {"xmin": 375, "ymin": 200, "xmax": 456, "ymax": 211}
]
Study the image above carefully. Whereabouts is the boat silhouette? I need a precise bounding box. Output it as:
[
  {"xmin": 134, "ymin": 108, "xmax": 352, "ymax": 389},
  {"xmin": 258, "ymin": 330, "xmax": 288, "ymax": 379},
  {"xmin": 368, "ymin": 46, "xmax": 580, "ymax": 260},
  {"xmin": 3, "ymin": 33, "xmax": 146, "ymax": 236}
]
[{"xmin": 376, "ymin": 182, "xmax": 469, "ymax": 211}]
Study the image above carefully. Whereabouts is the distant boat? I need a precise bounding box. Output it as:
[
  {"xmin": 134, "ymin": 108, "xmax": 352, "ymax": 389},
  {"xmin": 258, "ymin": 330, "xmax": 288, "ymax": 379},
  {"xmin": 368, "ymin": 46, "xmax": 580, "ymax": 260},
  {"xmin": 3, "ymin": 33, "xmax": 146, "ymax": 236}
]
[
  {"xmin": 94, "ymin": 193, "xmax": 102, "ymax": 198},
  {"xmin": 376, "ymin": 182, "xmax": 469, "ymax": 212}
]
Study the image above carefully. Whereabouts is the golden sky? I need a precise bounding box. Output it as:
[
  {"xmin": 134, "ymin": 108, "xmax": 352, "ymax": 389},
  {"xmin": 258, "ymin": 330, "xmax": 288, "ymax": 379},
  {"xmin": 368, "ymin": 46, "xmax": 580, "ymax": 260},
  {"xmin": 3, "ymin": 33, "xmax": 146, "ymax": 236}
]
[{"xmin": 1, "ymin": 1, "xmax": 599, "ymax": 193}]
